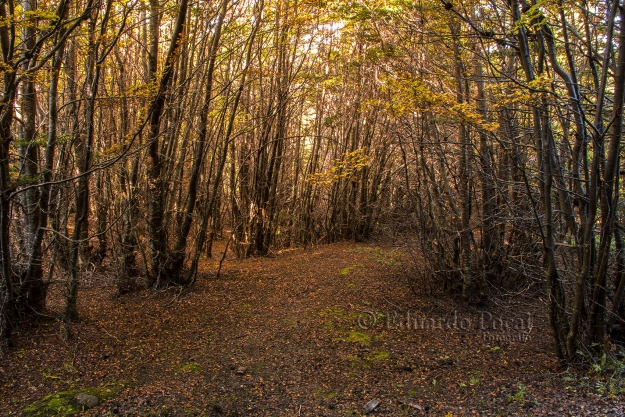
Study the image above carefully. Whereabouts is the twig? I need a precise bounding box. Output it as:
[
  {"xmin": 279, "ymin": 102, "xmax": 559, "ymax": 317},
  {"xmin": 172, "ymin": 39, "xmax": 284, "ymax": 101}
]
[
  {"xmin": 216, "ymin": 235, "xmax": 232, "ymax": 278},
  {"xmin": 383, "ymin": 296, "xmax": 409, "ymax": 312},
  {"xmin": 296, "ymin": 284, "xmax": 309, "ymax": 295}
]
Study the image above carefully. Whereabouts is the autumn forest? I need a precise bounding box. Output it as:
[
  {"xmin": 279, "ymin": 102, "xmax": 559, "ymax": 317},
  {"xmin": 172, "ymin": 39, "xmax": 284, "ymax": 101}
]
[{"xmin": 1, "ymin": 0, "xmax": 625, "ymax": 414}]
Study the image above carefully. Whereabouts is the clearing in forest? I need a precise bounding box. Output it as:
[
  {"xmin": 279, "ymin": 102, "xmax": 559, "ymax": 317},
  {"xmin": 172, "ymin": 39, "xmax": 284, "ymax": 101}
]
[{"xmin": 1, "ymin": 241, "xmax": 623, "ymax": 416}]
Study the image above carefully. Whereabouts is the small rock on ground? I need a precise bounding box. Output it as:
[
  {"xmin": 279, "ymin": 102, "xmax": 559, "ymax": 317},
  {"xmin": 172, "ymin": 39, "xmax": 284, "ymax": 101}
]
[{"xmin": 74, "ymin": 393, "xmax": 99, "ymax": 409}]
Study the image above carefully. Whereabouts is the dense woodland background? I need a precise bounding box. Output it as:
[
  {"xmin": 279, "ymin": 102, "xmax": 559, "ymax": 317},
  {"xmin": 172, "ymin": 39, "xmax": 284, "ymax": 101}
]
[{"xmin": 0, "ymin": 0, "xmax": 624, "ymax": 363}]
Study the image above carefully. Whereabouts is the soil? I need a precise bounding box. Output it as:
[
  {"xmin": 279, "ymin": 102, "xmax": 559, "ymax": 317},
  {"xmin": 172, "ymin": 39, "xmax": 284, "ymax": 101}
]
[{"xmin": 1, "ymin": 240, "xmax": 624, "ymax": 416}]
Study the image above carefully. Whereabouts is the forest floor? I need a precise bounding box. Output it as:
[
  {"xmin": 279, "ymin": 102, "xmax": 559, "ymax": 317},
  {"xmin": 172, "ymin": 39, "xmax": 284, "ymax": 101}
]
[{"xmin": 1, "ymin": 239, "xmax": 624, "ymax": 416}]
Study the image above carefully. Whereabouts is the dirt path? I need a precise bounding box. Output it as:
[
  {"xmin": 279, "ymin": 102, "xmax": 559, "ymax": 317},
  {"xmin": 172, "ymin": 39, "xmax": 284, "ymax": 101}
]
[{"xmin": 1, "ymin": 241, "xmax": 623, "ymax": 416}]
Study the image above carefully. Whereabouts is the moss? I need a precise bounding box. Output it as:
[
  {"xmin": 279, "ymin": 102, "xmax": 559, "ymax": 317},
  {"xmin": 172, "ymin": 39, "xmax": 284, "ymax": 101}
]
[
  {"xmin": 338, "ymin": 264, "xmax": 361, "ymax": 276},
  {"xmin": 237, "ymin": 303, "xmax": 252, "ymax": 315},
  {"xmin": 345, "ymin": 351, "xmax": 389, "ymax": 371},
  {"xmin": 180, "ymin": 362, "xmax": 201, "ymax": 372},
  {"xmin": 319, "ymin": 307, "xmax": 358, "ymax": 319},
  {"xmin": 346, "ymin": 354, "xmax": 369, "ymax": 369},
  {"xmin": 314, "ymin": 387, "xmax": 336, "ymax": 399},
  {"xmin": 21, "ymin": 381, "xmax": 127, "ymax": 417},
  {"xmin": 368, "ymin": 350, "xmax": 389, "ymax": 361},
  {"xmin": 346, "ymin": 330, "xmax": 371, "ymax": 347}
]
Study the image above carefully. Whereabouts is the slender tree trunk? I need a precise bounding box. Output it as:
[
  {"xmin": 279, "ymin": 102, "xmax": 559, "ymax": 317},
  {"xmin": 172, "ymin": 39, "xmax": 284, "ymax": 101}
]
[
  {"xmin": 170, "ymin": 0, "xmax": 228, "ymax": 276},
  {"xmin": 66, "ymin": 0, "xmax": 115, "ymax": 320},
  {"xmin": 17, "ymin": 0, "xmax": 43, "ymax": 314},
  {"xmin": 188, "ymin": 1, "xmax": 262, "ymax": 281},
  {"xmin": 0, "ymin": 1, "xmax": 17, "ymax": 340},
  {"xmin": 589, "ymin": 1, "xmax": 625, "ymax": 345},
  {"xmin": 21, "ymin": 1, "xmax": 70, "ymax": 314},
  {"xmin": 145, "ymin": 0, "xmax": 189, "ymax": 287}
]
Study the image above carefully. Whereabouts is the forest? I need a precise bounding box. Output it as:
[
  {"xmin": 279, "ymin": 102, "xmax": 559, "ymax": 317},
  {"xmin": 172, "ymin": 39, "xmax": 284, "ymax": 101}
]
[{"xmin": 1, "ymin": 0, "xmax": 625, "ymax": 415}]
